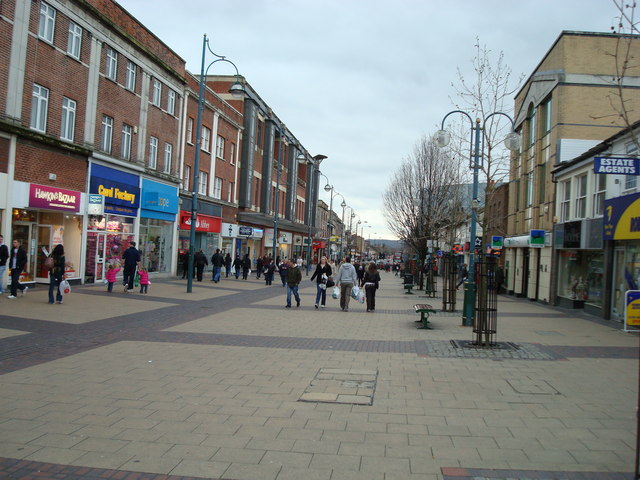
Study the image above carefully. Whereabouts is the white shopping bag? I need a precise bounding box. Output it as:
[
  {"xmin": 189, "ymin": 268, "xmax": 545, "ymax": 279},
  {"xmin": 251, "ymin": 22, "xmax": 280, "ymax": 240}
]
[{"xmin": 332, "ymin": 286, "xmax": 340, "ymax": 299}]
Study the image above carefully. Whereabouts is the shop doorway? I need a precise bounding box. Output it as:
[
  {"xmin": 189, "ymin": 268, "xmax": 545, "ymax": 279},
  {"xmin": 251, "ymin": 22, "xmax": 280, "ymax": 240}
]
[
  {"xmin": 85, "ymin": 232, "xmax": 134, "ymax": 283},
  {"xmin": 12, "ymin": 223, "xmax": 34, "ymax": 284},
  {"xmin": 35, "ymin": 225, "xmax": 52, "ymax": 282},
  {"xmin": 520, "ymin": 248, "xmax": 530, "ymax": 298}
]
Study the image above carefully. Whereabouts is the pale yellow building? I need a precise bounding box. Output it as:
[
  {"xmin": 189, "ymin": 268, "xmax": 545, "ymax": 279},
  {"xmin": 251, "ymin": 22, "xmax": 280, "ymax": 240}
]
[{"xmin": 505, "ymin": 31, "xmax": 640, "ymax": 303}]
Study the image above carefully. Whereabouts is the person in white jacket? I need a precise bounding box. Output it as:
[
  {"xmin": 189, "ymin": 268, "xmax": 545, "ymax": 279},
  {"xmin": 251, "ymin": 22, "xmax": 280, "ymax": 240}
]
[{"xmin": 334, "ymin": 256, "xmax": 358, "ymax": 311}]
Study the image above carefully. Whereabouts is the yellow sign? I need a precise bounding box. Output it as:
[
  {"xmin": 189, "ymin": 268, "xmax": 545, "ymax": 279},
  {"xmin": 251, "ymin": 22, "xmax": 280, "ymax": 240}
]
[
  {"xmin": 329, "ymin": 235, "xmax": 341, "ymax": 242},
  {"xmin": 626, "ymin": 291, "xmax": 640, "ymax": 327}
]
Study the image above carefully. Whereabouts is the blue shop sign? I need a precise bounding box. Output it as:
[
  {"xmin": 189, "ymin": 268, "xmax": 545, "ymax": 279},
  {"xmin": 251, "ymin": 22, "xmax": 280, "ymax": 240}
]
[
  {"xmin": 141, "ymin": 179, "xmax": 179, "ymax": 221},
  {"xmin": 89, "ymin": 164, "xmax": 140, "ymax": 216},
  {"xmin": 594, "ymin": 156, "xmax": 640, "ymax": 175}
]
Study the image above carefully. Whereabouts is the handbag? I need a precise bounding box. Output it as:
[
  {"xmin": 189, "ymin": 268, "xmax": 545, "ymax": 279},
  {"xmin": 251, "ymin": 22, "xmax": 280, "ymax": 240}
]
[
  {"xmin": 59, "ymin": 279, "xmax": 71, "ymax": 295},
  {"xmin": 326, "ymin": 277, "xmax": 335, "ymax": 288},
  {"xmin": 134, "ymin": 273, "xmax": 140, "ymax": 287},
  {"xmin": 44, "ymin": 256, "xmax": 54, "ymax": 270}
]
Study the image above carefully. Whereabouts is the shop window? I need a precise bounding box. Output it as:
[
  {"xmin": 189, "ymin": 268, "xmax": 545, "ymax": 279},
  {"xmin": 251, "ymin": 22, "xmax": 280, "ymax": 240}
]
[
  {"xmin": 67, "ymin": 21, "xmax": 82, "ymax": 59},
  {"xmin": 31, "ymin": 84, "xmax": 49, "ymax": 132},
  {"xmin": 38, "ymin": 2, "xmax": 56, "ymax": 44},
  {"xmin": 557, "ymin": 250, "xmax": 604, "ymax": 307}
]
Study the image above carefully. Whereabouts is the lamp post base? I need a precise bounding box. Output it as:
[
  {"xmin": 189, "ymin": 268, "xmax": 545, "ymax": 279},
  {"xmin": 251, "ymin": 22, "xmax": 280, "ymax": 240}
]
[{"xmin": 462, "ymin": 280, "xmax": 476, "ymax": 327}]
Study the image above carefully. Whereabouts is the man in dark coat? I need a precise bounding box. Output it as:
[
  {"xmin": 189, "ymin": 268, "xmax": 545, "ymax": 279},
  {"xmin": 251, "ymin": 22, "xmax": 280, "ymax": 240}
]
[
  {"xmin": 210, "ymin": 248, "xmax": 224, "ymax": 283},
  {"xmin": 194, "ymin": 249, "xmax": 207, "ymax": 282},
  {"xmin": 241, "ymin": 254, "xmax": 251, "ymax": 280},
  {"xmin": 256, "ymin": 256, "xmax": 263, "ymax": 280},
  {"xmin": 122, "ymin": 241, "xmax": 141, "ymax": 292},
  {"xmin": 224, "ymin": 253, "xmax": 232, "ymax": 277},
  {"xmin": 8, "ymin": 239, "xmax": 28, "ymax": 299}
]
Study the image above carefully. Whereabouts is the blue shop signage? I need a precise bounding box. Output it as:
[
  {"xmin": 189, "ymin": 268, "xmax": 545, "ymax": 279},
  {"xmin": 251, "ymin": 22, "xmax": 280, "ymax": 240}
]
[
  {"xmin": 594, "ymin": 156, "xmax": 640, "ymax": 175},
  {"xmin": 141, "ymin": 179, "xmax": 179, "ymax": 221},
  {"xmin": 89, "ymin": 164, "xmax": 140, "ymax": 216}
]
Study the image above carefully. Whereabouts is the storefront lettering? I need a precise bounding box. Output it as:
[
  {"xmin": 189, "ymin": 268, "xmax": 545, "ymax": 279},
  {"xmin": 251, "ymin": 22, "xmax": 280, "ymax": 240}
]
[
  {"xmin": 594, "ymin": 157, "xmax": 639, "ymax": 175},
  {"xmin": 33, "ymin": 187, "xmax": 77, "ymax": 205},
  {"xmin": 98, "ymin": 185, "xmax": 137, "ymax": 204},
  {"xmin": 631, "ymin": 216, "xmax": 640, "ymax": 233}
]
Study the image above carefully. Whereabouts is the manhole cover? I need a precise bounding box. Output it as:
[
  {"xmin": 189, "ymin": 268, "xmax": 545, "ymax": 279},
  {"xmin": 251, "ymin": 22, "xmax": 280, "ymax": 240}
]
[{"xmin": 299, "ymin": 368, "xmax": 378, "ymax": 405}]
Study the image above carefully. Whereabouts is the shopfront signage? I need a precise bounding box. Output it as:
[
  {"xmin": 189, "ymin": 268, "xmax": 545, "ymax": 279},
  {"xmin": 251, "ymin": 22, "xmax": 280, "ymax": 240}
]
[
  {"xmin": 141, "ymin": 179, "xmax": 178, "ymax": 220},
  {"xmin": 179, "ymin": 211, "xmax": 222, "ymax": 233},
  {"xmin": 594, "ymin": 156, "xmax": 640, "ymax": 175},
  {"xmin": 491, "ymin": 236, "xmax": 503, "ymax": 249},
  {"xmin": 563, "ymin": 221, "xmax": 581, "ymax": 249},
  {"xmin": 529, "ymin": 229, "xmax": 546, "ymax": 248},
  {"xmin": 624, "ymin": 290, "xmax": 640, "ymax": 331},
  {"xmin": 87, "ymin": 194, "xmax": 104, "ymax": 215},
  {"xmin": 604, "ymin": 192, "xmax": 640, "ymax": 240},
  {"xmin": 29, "ymin": 184, "xmax": 81, "ymax": 212},
  {"xmin": 293, "ymin": 235, "xmax": 303, "ymax": 246},
  {"xmin": 312, "ymin": 240, "xmax": 327, "ymax": 248},
  {"xmin": 89, "ymin": 164, "xmax": 140, "ymax": 216}
]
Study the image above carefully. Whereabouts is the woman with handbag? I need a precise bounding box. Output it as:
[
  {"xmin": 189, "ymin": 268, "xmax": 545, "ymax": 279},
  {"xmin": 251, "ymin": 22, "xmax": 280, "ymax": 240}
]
[
  {"xmin": 48, "ymin": 244, "xmax": 65, "ymax": 304},
  {"xmin": 363, "ymin": 262, "xmax": 381, "ymax": 312},
  {"xmin": 310, "ymin": 256, "xmax": 332, "ymax": 309}
]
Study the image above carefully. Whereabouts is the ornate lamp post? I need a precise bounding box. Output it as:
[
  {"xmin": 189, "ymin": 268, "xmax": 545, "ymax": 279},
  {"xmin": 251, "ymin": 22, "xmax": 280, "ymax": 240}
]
[
  {"xmin": 435, "ymin": 110, "xmax": 519, "ymax": 325},
  {"xmin": 187, "ymin": 34, "xmax": 244, "ymax": 293}
]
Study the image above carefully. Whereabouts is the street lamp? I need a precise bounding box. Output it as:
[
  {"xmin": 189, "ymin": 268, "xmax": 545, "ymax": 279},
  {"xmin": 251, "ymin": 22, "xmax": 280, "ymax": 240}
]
[
  {"xmin": 323, "ymin": 183, "xmax": 345, "ymax": 261},
  {"xmin": 272, "ymin": 123, "xmax": 286, "ymax": 260},
  {"xmin": 339, "ymin": 200, "xmax": 347, "ymax": 260},
  {"xmin": 435, "ymin": 110, "xmax": 519, "ymax": 325},
  {"xmin": 298, "ymin": 153, "xmax": 327, "ymax": 274},
  {"xmin": 188, "ymin": 34, "xmax": 245, "ymax": 293}
]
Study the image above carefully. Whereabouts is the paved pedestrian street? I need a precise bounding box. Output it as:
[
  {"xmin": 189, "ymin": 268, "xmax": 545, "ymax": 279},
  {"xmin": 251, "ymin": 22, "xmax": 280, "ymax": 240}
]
[{"xmin": 0, "ymin": 272, "xmax": 637, "ymax": 480}]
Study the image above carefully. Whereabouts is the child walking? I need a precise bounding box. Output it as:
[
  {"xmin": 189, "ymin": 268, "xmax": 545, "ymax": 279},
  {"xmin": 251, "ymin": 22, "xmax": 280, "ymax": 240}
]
[
  {"xmin": 105, "ymin": 262, "xmax": 121, "ymax": 293},
  {"xmin": 138, "ymin": 267, "xmax": 150, "ymax": 294}
]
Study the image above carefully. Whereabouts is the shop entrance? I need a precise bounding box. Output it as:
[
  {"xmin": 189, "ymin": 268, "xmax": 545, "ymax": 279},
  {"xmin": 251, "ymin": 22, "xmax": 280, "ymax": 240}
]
[
  {"xmin": 36, "ymin": 225, "xmax": 52, "ymax": 282},
  {"xmin": 520, "ymin": 248, "xmax": 530, "ymax": 298},
  {"xmin": 12, "ymin": 222, "xmax": 35, "ymax": 284}
]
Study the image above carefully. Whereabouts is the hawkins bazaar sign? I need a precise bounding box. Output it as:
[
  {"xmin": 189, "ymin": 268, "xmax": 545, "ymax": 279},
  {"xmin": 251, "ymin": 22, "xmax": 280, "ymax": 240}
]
[{"xmin": 29, "ymin": 184, "xmax": 81, "ymax": 212}]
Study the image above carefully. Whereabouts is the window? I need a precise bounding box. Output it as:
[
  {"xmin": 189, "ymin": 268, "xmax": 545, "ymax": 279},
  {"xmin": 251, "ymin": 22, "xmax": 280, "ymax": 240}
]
[
  {"xmin": 183, "ymin": 165, "xmax": 191, "ymax": 190},
  {"xmin": 101, "ymin": 115, "xmax": 113, "ymax": 154},
  {"xmin": 60, "ymin": 97, "xmax": 76, "ymax": 141},
  {"xmin": 152, "ymin": 79, "xmax": 161, "ymax": 106},
  {"xmin": 593, "ymin": 174, "xmax": 606, "ymax": 217},
  {"xmin": 30, "ymin": 84, "xmax": 49, "ymax": 132},
  {"xmin": 201, "ymin": 126, "xmax": 211, "ymax": 152},
  {"xmin": 538, "ymin": 163, "xmax": 546, "ymax": 205},
  {"xmin": 167, "ymin": 90, "xmax": 176, "ymax": 115},
  {"xmin": 625, "ymin": 141, "xmax": 638, "ymax": 190},
  {"xmin": 525, "ymin": 172, "xmax": 534, "ymax": 207},
  {"xmin": 213, "ymin": 177, "xmax": 222, "ymax": 199},
  {"xmin": 216, "ymin": 135, "xmax": 225, "ymax": 159},
  {"xmin": 125, "ymin": 61, "xmax": 136, "ymax": 91},
  {"xmin": 527, "ymin": 104, "xmax": 536, "ymax": 147},
  {"xmin": 38, "ymin": 2, "xmax": 56, "ymax": 43},
  {"xmin": 575, "ymin": 174, "xmax": 587, "ymax": 218},
  {"xmin": 198, "ymin": 171, "xmax": 208, "ymax": 195},
  {"xmin": 67, "ymin": 22, "xmax": 82, "ymax": 59},
  {"xmin": 228, "ymin": 181, "xmax": 234, "ymax": 202},
  {"xmin": 148, "ymin": 136, "xmax": 158, "ymax": 169},
  {"xmin": 105, "ymin": 47, "xmax": 118, "ymax": 81},
  {"xmin": 187, "ymin": 118, "xmax": 194, "ymax": 144},
  {"xmin": 541, "ymin": 97, "xmax": 552, "ymax": 134},
  {"xmin": 230, "ymin": 142, "xmax": 236, "ymax": 165},
  {"xmin": 121, "ymin": 124, "xmax": 132, "ymax": 160},
  {"xmin": 561, "ymin": 180, "xmax": 571, "ymax": 222},
  {"xmin": 163, "ymin": 143, "xmax": 172, "ymax": 174}
]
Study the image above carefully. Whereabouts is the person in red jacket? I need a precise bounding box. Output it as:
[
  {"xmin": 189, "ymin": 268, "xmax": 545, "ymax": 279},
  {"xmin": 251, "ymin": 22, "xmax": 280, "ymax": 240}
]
[{"xmin": 138, "ymin": 267, "xmax": 150, "ymax": 294}]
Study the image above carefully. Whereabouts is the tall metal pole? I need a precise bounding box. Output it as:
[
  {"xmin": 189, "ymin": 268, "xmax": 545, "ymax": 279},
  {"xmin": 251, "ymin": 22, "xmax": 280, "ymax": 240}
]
[
  {"xmin": 187, "ymin": 35, "xmax": 208, "ymax": 294},
  {"xmin": 327, "ymin": 186, "xmax": 334, "ymax": 260},
  {"xmin": 272, "ymin": 123, "xmax": 284, "ymax": 258},
  {"xmin": 306, "ymin": 164, "xmax": 315, "ymax": 274},
  {"xmin": 339, "ymin": 203, "xmax": 346, "ymax": 260},
  {"xmin": 464, "ymin": 119, "xmax": 482, "ymax": 327}
]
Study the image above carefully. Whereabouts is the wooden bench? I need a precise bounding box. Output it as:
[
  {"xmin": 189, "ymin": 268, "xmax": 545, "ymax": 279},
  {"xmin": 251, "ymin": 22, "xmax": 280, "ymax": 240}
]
[
  {"xmin": 414, "ymin": 303, "xmax": 436, "ymax": 329},
  {"xmin": 403, "ymin": 284, "xmax": 415, "ymax": 294}
]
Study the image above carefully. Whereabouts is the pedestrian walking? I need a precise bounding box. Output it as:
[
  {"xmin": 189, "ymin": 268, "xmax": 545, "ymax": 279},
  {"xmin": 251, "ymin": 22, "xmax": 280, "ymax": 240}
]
[
  {"xmin": 7, "ymin": 239, "xmax": 28, "ymax": 299},
  {"xmin": 232, "ymin": 255, "xmax": 242, "ymax": 279},
  {"xmin": 122, "ymin": 241, "xmax": 141, "ymax": 292},
  {"xmin": 310, "ymin": 255, "xmax": 332, "ymax": 309},
  {"xmin": 0, "ymin": 234, "xmax": 8, "ymax": 295},
  {"xmin": 356, "ymin": 262, "xmax": 365, "ymax": 287},
  {"xmin": 242, "ymin": 254, "xmax": 251, "ymax": 280},
  {"xmin": 264, "ymin": 258, "xmax": 276, "ymax": 285},
  {"xmin": 495, "ymin": 266, "xmax": 505, "ymax": 294},
  {"xmin": 210, "ymin": 249, "xmax": 224, "ymax": 283},
  {"xmin": 47, "ymin": 244, "xmax": 65, "ymax": 304},
  {"xmin": 179, "ymin": 251, "xmax": 188, "ymax": 278},
  {"xmin": 334, "ymin": 256, "xmax": 358, "ymax": 312},
  {"xmin": 138, "ymin": 267, "xmax": 150, "ymax": 293},
  {"xmin": 363, "ymin": 262, "xmax": 381, "ymax": 312},
  {"xmin": 105, "ymin": 261, "xmax": 120, "ymax": 293},
  {"xmin": 194, "ymin": 249, "xmax": 207, "ymax": 282},
  {"xmin": 285, "ymin": 259, "xmax": 302, "ymax": 308},
  {"xmin": 256, "ymin": 256, "xmax": 263, "ymax": 279},
  {"xmin": 278, "ymin": 260, "xmax": 288, "ymax": 287},
  {"xmin": 456, "ymin": 263, "xmax": 468, "ymax": 290},
  {"xmin": 224, "ymin": 252, "xmax": 232, "ymax": 277}
]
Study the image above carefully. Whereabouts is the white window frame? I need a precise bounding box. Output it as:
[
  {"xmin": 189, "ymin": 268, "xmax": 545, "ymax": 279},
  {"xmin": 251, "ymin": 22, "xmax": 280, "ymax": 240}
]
[
  {"xmin": 525, "ymin": 172, "xmax": 534, "ymax": 207},
  {"xmin": 593, "ymin": 174, "xmax": 606, "ymax": 217},
  {"xmin": 184, "ymin": 165, "xmax": 191, "ymax": 190},
  {"xmin": 125, "ymin": 61, "xmax": 136, "ymax": 91},
  {"xmin": 38, "ymin": 2, "xmax": 56, "ymax": 44},
  {"xmin": 542, "ymin": 97, "xmax": 552, "ymax": 134},
  {"xmin": 101, "ymin": 115, "xmax": 113, "ymax": 154},
  {"xmin": 187, "ymin": 118, "xmax": 194, "ymax": 145},
  {"xmin": 31, "ymin": 84, "xmax": 49, "ymax": 132},
  {"xmin": 528, "ymin": 107, "xmax": 536, "ymax": 147},
  {"xmin": 230, "ymin": 142, "xmax": 236, "ymax": 165},
  {"xmin": 228, "ymin": 181, "xmax": 234, "ymax": 202},
  {"xmin": 561, "ymin": 180, "xmax": 571, "ymax": 222},
  {"xmin": 67, "ymin": 21, "xmax": 82, "ymax": 59},
  {"xmin": 163, "ymin": 143, "xmax": 173, "ymax": 174},
  {"xmin": 198, "ymin": 171, "xmax": 208, "ymax": 195},
  {"xmin": 60, "ymin": 96, "xmax": 76, "ymax": 141},
  {"xmin": 148, "ymin": 136, "xmax": 158, "ymax": 169},
  {"xmin": 152, "ymin": 79, "xmax": 161, "ymax": 106},
  {"xmin": 167, "ymin": 90, "xmax": 176, "ymax": 115},
  {"xmin": 216, "ymin": 135, "xmax": 225, "ymax": 159},
  {"xmin": 575, "ymin": 174, "xmax": 587, "ymax": 219},
  {"xmin": 121, "ymin": 124, "xmax": 132, "ymax": 160},
  {"xmin": 106, "ymin": 47, "xmax": 117, "ymax": 81},
  {"xmin": 201, "ymin": 126, "xmax": 211, "ymax": 152},
  {"xmin": 213, "ymin": 177, "xmax": 223, "ymax": 199}
]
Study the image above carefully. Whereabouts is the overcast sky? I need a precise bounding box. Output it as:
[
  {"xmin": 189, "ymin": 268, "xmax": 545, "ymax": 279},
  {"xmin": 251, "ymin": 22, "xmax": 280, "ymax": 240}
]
[{"xmin": 118, "ymin": 0, "xmax": 619, "ymax": 241}]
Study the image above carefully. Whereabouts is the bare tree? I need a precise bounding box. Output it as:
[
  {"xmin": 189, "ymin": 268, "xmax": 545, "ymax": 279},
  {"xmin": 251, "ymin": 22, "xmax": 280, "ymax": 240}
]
[{"xmin": 383, "ymin": 136, "xmax": 465, "ymax": 285}]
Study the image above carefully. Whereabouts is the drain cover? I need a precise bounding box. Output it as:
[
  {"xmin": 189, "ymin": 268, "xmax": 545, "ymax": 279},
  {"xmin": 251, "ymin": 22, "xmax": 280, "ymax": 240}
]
[{"xmin": 299, "ymin": 368, "xmax": 378, "ymax": 405}]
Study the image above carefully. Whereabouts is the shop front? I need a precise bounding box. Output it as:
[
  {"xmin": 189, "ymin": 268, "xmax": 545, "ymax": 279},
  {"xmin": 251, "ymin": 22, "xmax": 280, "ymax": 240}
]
[
  {"xmin": 554, "ymin": 219, "xmax": 604, "ymax": 313},
  {"xmin": 237, "ymin": 226, "xmax": 264, "ymax": 263},
  {"xmin": 605, "ymin": 192, "xmax": 640, "ymax": 321},
  {"xmin": 11, "ymin": 182, "xmax": 83, "ymax": 284},
  {"xmin": 85, "ymin": 164, "xmax": 140, "ymax": 284},
  {"xmin": 264, "ymin": 228, "xmax": 292, "ymax": 259},
  {"xmin": 140, "ymin": 179, "xmax": 179, "ymax": 274},
  {"xmin": 221, "ymin": 223, "xmax": 238, "ymax": 257},
  {"xmin": 178, "ymin": 210, "xmax": 222, "ymax": 260}
]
